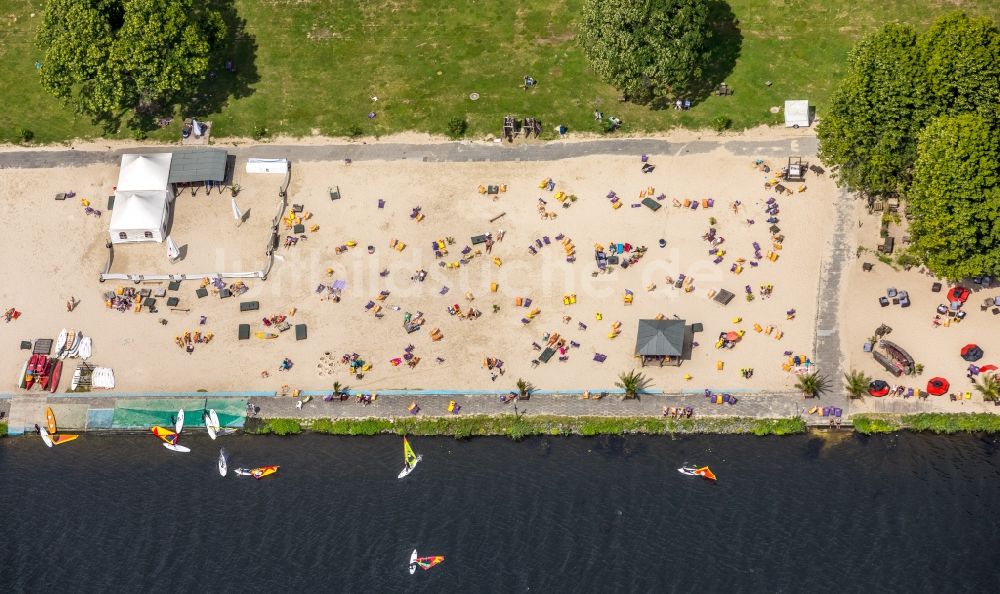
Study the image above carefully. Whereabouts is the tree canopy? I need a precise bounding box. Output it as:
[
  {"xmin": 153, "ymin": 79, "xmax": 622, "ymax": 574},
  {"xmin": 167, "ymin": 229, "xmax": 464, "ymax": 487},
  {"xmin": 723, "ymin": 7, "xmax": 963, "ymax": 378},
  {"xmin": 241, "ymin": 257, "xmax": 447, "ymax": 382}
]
[
  {"xmin": 816, "ymin": 24, "xmax": 932, "ymax": 195},
  {"xmin": 37, "ymin": 0, "xmax": 226, "ymax": 126},
  {"xmin": 919, "ymin": 12, "xmax": 1000, "ymax": 117},
  {"xmin": 908, "ymin": 114, "xmax": 1000, "ymax": 279},
  {"xmin": 579, "ymin": 0, "xmax": 712, "ymax": 104}
]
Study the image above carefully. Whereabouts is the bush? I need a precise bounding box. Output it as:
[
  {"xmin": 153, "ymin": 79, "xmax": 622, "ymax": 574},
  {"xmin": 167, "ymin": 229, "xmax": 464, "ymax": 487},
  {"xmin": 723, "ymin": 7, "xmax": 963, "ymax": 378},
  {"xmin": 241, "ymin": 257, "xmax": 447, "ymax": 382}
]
[
  {"xmin": 0, "ymin": 422, "xmax": 7, "ymax": 437},
  {"xmin": 17, "ymin": 128, "xmax": 34, "ymax": 143},
  {"xmin": 711, "ymin": 115, "xmax": 732, "ymax": 132},
  {"xmin": 903, "ymin": 413, "xmax": 1000, "ymax": 434},
  {"xmin": 247, "ymin": 418, "xmax": 301, "ymax": 435},
  {"xmin": 346, "ymin": 124, "xmax": 364, "ymax": 138},
  {"xmin": 852, "ymin": 415, "xmax": 900, "ymax": 434},
  {"xmin": 252, "ymin": 124, "xmax": 269, "ymax": 141},
  {"xmin": 446, "ymin": 117, "xmax": 468, "ymax": 139}
]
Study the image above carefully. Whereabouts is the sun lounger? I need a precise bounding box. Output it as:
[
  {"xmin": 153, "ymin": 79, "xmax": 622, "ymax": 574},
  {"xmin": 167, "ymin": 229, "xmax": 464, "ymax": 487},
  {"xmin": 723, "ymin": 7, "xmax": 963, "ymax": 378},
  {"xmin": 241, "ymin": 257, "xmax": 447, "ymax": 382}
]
[
  {"xmin": 196, "ymin": 288, "xmax": 208, "ymax": 299},
  {"xmin": 167, "ymin": 297, "xmax": 180, "ymax": 307},
  {"xmin": 641, "ymin": 197, "xmax": 661, "ymax": 211},
  {"xmin": 295, "ymin": 324, "xmax": 307, "ymax": 340},
  {"xmin": 238, "ymin": 324, "xmax": 250, "ymax": 340},
  {"xmin": 593, "ymin": 353, "xmax": 607, "ymax": 363},
  {"xmin": 240, "ymin": 301, "xmax": 259, "ymax": 312}
]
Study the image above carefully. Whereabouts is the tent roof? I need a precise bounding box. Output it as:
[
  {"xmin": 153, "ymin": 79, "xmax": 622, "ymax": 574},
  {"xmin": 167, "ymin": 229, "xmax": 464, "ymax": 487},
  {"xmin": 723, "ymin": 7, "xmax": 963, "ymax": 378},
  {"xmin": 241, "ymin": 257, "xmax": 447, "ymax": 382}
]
[
  {"xmin": 118, "ymin": 153, "xmax": 172, "ymax": 192},
  {"xmin": 635, "ymin": 319, "xmax": 686, "ymax": 357},
  {"xmin": 168, "ymin": 149, "xmax": 228, "ymax": 183},
  {"xmin": 784, "ymin": 100, "xmax": 810, "ymax": 127},
  {"xmin": 109, "ymin": 191, "xmax": 167, "ymax": 232}
]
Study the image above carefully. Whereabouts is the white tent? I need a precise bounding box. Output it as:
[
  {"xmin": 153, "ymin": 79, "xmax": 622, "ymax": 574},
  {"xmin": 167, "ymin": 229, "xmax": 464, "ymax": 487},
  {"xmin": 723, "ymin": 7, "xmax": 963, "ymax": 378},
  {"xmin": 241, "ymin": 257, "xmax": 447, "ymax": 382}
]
[
  {"xmin": 784, "ymin": 100, "xmax": 810, "ymax": 128},
  {"xmin": 109, "ymin": 154, "xmax": 174, "ymax": 243}
]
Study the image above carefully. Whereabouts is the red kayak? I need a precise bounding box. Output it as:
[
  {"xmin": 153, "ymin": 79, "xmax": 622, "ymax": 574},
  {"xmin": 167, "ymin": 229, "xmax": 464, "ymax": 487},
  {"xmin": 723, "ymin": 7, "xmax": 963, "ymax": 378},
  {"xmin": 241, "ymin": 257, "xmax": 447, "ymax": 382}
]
[
  {"xmin": 49, "ymin": 360, "xmax": 63, "ymax": 393},
  {"xmin": 38, "ymin": 357, "xmax": 52, "ymax": 390},
  {"xmin": 24, "ymin": 354, "xmax": 39, "ymax": 389}
]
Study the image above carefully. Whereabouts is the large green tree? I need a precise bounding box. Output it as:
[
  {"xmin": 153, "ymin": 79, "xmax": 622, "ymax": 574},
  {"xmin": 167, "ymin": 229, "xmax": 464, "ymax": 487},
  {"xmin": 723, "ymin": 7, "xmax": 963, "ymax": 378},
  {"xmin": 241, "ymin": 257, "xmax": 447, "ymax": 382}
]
[
  {"xmin": 579, "ymin": 0, "xmax": 711, "ymax": 104},
  {"xmin": 37, "ymin": 0, "xmax": 226, "ymax": 125},
  {"xmin": 908, "ymin": 114, "xmax": 1000, "ymax": 279},
  {"xmin": 816, "ymin": 24, "xmax": 932, "ymax": 195},
  {"xmin": 919, "ymin": 12, "xmax": 1000, "ymax": 118}
]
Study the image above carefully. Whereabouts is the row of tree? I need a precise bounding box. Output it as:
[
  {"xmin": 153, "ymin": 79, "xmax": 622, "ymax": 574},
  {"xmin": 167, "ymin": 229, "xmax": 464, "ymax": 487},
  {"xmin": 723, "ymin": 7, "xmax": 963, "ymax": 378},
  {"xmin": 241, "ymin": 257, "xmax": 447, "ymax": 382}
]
[{"xmin": 817, "ymin": 12, "xmax": 1000, "ymax": 280}]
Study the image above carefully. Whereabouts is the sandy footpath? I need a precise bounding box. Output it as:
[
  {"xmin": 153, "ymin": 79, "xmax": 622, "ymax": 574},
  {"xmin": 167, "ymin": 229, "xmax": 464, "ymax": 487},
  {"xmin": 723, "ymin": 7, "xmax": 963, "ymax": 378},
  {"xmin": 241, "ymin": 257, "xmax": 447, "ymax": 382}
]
[{"xmin": 0, "ymin": 141, "xmax": 837, "ymax": 394}]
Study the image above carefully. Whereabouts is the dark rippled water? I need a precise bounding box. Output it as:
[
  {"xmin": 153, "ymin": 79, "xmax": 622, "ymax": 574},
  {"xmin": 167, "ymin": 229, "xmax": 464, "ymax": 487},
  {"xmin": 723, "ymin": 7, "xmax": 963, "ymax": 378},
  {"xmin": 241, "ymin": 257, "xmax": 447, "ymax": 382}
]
[{"xmin": 2, "ymin": 432, "xmax": 999, "ymax": 592}]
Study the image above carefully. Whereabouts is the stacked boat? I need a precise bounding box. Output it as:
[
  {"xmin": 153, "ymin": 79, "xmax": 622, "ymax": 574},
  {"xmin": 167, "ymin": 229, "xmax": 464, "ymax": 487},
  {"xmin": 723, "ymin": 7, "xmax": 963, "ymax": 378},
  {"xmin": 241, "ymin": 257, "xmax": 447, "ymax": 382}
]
[{"xmin": 54, "ymin": 328, "xmax": 91, "ymax": 360}]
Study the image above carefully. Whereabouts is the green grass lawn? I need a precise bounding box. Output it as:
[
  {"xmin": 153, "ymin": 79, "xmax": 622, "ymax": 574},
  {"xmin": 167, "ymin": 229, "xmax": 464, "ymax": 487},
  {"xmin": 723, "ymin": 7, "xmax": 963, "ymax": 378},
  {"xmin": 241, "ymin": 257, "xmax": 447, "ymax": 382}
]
[{"xmin": 2, "ymin": 0, "xmax": 998, "ymax": 143}]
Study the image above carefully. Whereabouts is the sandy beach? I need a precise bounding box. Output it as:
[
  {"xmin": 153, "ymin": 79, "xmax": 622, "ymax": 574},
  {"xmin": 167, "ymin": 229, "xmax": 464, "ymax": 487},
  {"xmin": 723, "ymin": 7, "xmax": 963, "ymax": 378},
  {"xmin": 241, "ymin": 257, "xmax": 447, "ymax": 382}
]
[{"xmin": 2, "ymin": 136, "xmax": 839, "ymax": 394}]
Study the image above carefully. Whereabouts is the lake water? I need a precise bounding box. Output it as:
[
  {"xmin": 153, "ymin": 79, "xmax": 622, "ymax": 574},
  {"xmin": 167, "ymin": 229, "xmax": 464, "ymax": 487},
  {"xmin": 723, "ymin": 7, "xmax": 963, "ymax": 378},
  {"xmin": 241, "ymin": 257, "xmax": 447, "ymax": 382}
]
[{"xmin": 1, "ymin": 432, "xmax": 998, "ymax": 592}]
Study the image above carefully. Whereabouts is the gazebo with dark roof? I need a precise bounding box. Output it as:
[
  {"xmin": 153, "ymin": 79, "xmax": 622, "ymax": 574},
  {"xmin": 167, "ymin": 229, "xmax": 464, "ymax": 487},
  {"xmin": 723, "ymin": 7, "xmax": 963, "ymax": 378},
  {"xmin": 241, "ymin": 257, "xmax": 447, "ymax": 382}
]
[{"xmin": 635, "ymin": 319, "xmax": 691, "ymax": 367}]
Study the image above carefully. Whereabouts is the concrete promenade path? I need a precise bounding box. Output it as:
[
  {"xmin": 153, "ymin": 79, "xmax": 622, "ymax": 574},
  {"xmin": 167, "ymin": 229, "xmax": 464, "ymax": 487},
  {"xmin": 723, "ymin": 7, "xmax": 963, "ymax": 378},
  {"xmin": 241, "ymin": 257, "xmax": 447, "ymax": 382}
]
[{"xmin": 0, "ymin": 136, "xmax": 818, "ymax": 168}]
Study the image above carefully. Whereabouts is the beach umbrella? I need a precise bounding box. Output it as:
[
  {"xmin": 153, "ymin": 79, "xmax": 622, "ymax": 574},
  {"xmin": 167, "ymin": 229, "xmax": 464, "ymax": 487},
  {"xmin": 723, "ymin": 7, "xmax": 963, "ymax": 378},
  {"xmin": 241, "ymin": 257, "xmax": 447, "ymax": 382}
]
[
  {"xmin": 868, "ymin": 379, "xmax": 890, "ymax": 397},
  {"xmin": 166, "ymin": 236, "xmax": 180, "ymax": 261},
  {"xmin": 725, "ymin": 331, "xmax": 740, "ymax": 342},
  {"xmin": 947, "ymin": 286, "xmax": 969, "ymax": 303},
  {"xmin": 926, "ymin": 377, "xmax": 950, "ymax": 396},
  {"xmin": 961, "ymin": 344, "xmax": 983, "ymax": 362},
  {"xmin": 979, "ymin": 364, "xmax": 998, "ymax": 373}
]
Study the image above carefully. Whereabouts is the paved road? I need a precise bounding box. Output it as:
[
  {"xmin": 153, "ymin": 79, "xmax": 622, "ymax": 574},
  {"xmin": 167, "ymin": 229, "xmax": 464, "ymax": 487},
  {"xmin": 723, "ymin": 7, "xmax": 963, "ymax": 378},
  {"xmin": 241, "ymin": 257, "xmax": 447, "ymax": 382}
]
[
  {"xmin": 0, "ymin": 136, "xmax": 819, "ymax": 169},
  {"xmin": 811, "ymin": 185, "xmax": 853, "ymax": 413},
  {"xmin": 250, "ymin": 389, "xmax": 818, "ymax": 422}
]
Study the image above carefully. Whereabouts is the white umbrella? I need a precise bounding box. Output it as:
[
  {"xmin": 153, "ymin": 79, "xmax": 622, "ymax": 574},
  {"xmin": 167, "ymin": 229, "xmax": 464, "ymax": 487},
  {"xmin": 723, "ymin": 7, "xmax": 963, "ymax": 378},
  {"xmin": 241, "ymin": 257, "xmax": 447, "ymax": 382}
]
[
  {"xmin": 166, "ymin": 236, "xmax": 180, "ymax": 261},
  {"xmin": 231, "ymin": 198, "xmax": 243, "ymax": 226}
]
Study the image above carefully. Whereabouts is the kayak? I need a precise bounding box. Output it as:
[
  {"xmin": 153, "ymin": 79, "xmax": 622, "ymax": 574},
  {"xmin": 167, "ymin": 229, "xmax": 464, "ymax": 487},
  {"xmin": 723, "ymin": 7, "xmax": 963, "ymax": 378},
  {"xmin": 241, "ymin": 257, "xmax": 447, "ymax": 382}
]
[
  {"xmin": 175, "ymin": 408, "xmax": 185, "ymax": 434},
  {"xmin": 45, "ymin": 406, "xmax": 57, "ymax": 434},
  {"xmin": 51, "ymin": 434, "xmax": 79, "ymax": 446},
  {"xmin": 17, "ymin": 358, "xmax": 28, "ymax": 389},
  {"xmin": 163, "ymin": 442, "xmax": 191, "ymax": 453},
  {"xmin": 49, "ymin": 360, "xmax": 63, "ymax": 393},
  {"xmin": 250, "ymin": 466, "xmax": 279, "ymax": 480},
  {"xmin": 218, "ymin": 448, "xmax": 228, "ymax": 477},
  {"xmin": 25, "ymin": 354, "xmax": 39, "ymax": 389},
  {"xmin": 40, "ymin": 427, "xmax": 53, "ymax": 448}
]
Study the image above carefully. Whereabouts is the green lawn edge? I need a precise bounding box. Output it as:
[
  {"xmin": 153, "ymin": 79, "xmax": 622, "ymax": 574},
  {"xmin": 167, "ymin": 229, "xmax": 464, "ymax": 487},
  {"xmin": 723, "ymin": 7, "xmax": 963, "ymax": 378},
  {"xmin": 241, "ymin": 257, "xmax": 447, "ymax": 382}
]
[
  {"xmin": 244, "ymin": 415, "xmax": 807, "ymax": 438},
  {"xmin": 853, "ymin": 413, "xmax": 1000, "ymax": 435}
]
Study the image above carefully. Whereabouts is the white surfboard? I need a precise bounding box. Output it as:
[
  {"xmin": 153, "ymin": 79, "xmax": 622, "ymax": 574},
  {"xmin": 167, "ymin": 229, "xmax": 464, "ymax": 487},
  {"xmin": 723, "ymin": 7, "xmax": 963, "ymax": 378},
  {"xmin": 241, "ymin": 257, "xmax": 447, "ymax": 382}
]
[
  {"xmin": 40, "ymin": 427, "xmax": 53, "ymax": 448},
  {"xmin": 205, "ymin": 409, "xmax": 220, "ymax": 440},
  {"xmin": 175, "ymin": 408, "xmax": 185, "ymax": 434},
  {"xmin": 163, "ymin": 442, "xmax": 191, "ymax": 453},
  {"xmin": 54, "ymin": 328, "xmax": 68, "ymax": 358},
  {"xmin": 409, "ymin": 549, "xmax": 418, "ymax": 575},
  {"xmin": 218, "ymin": 448, "xmax": 228, "ymax": 477},
  {"xmin": 77, "ymin": 337, "xmax": 92, "ymax": 360}
]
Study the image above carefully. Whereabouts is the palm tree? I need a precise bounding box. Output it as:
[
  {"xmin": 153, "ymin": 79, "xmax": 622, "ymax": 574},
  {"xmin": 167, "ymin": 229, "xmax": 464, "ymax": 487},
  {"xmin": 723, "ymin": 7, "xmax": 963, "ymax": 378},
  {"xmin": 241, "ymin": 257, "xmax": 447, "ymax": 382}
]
[
  {"xmin": 795, "ymin": 372, "xmax": 829, "ymax": 398},
  {"xmin": 330, "ymin": 381, "xmax": 351, "ymax": 399},
  {"xmin": 973, "ymin": 374, "xmax": 1000, "ymax": 402},
  {"xmin": 615, "ymin": 369, "xmax": 652, "ymax": 400},
  {"xmin": 515, "ymin": 378, "xmax": 535, "ymax": 400},
  {"xmin": 843, "ymin": 369, "xmax": 871, "ymax": 400}
]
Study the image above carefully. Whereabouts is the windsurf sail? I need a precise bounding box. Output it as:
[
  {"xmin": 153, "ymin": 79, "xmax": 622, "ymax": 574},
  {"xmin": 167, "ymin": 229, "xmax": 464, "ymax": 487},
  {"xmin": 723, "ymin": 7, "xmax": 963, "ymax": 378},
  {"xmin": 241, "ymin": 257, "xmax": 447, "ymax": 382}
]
[
  {"xmin": 250, "ymin": 466, "xmax": 279, "ymax": 480},
  {"xmin": 695, "ymin": 466, "xmax": 717, "ymax": 481},
  {"xmin": 415, "ymin": 556, "xmax": 444, "ymax": 570},
  {"xmin": 403, "ymin": 437, "xmax": 418, "ymax": 470},
  {"xmin": 151, "ymin": 426, "xmax": 178, "ymax": 445},
  {"xmin": 51, "ymin": 434, "xmax": 79, "ymax": 445}
]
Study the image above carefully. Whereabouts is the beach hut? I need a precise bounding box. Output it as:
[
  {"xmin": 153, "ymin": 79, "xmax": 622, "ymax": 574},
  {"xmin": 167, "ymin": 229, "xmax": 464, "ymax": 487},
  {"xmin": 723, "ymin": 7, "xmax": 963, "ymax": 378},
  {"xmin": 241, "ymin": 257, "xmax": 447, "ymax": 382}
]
[
  {"xmin": 784, "ymin": 100, "xmax": 810, "ymax": 128},
  {"xmin": 635, "ymin": 319, "xmax": 691, "ymax": 367},
  {"xmin": 109, "ymin": 153, "xmax": 174, "ymax": 243}
]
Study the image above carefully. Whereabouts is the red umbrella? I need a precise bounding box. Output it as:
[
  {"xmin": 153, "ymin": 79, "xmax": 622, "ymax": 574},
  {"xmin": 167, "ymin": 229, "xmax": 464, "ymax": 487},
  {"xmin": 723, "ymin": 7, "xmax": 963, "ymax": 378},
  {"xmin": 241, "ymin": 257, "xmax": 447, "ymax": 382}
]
[
  {"xmin": 726, "ymin": 331, "xmax": 740, "ymax": 341},
  {"xmin": 980, "ymin": 364, "xmax": 998, "ymax": 373},
  {"xmin": 961, "ymin": 344, "xmax": 984, "ymax": 362},
  {"xmin": 926, "ymin": 377, "xmax": 950, "ymax": 396},
  {"xmin": 868, "ymin": 380, "xmax": 890, "ymax": 397},
  {"xmin": 947, "ymin": 287, "xmax": 969, "ymax": 303}
]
